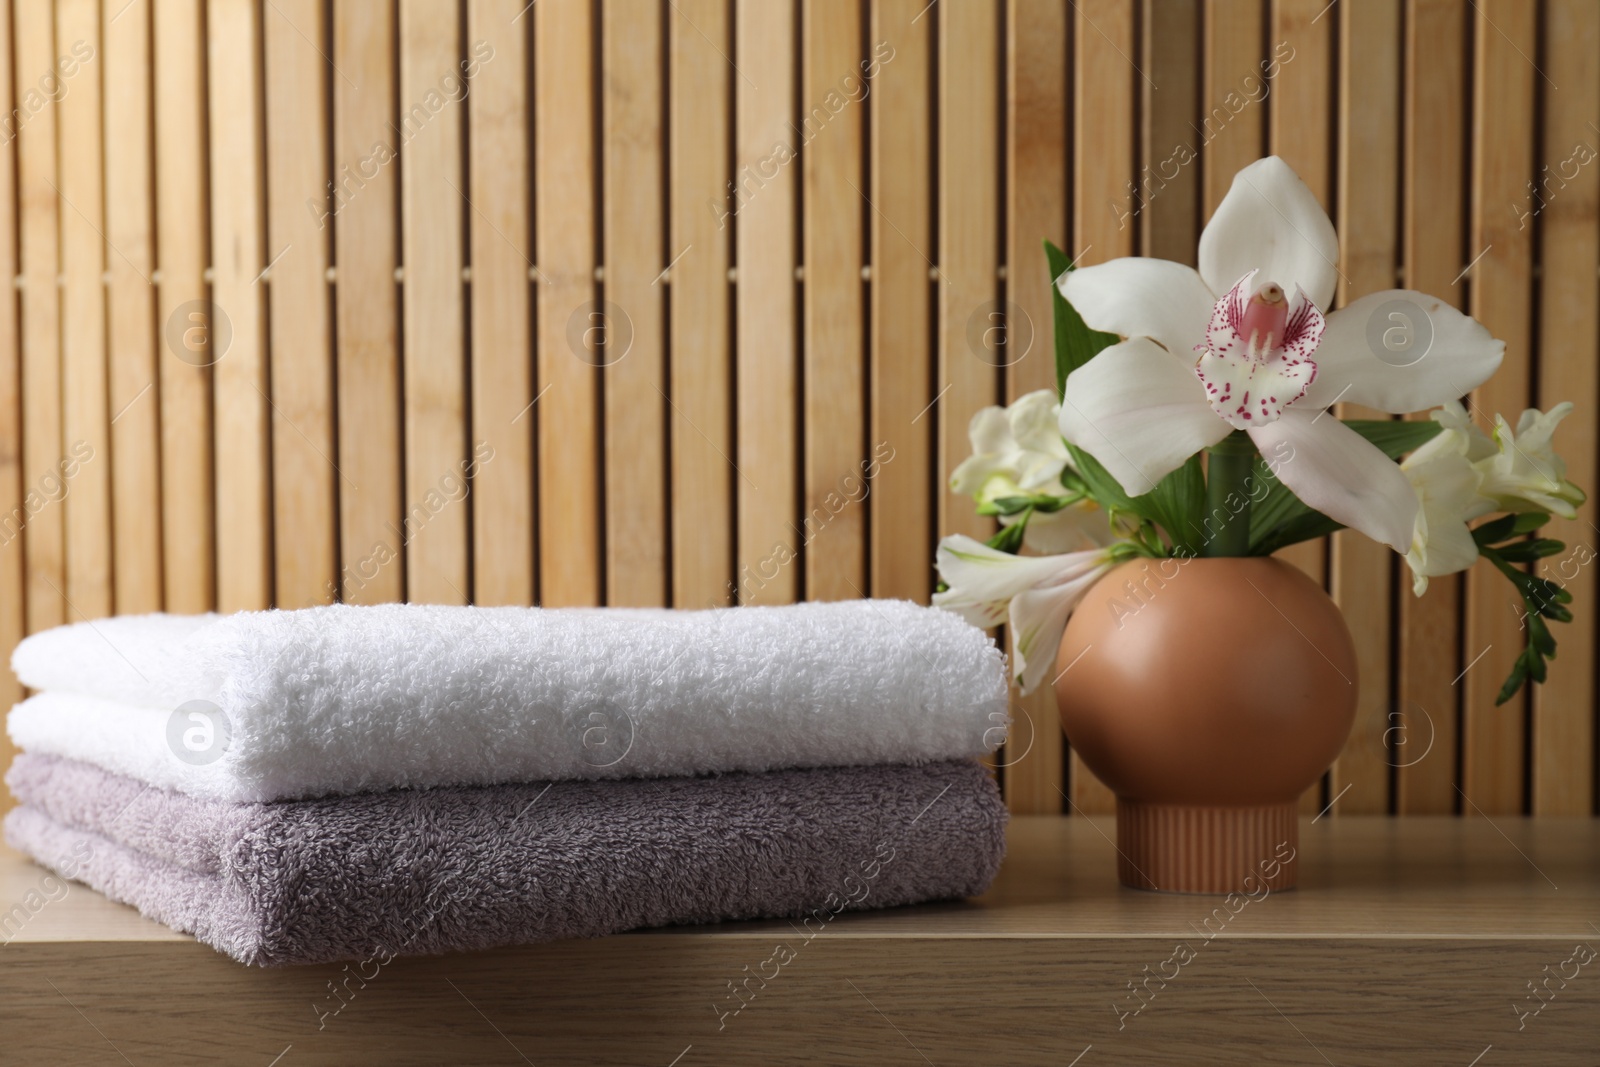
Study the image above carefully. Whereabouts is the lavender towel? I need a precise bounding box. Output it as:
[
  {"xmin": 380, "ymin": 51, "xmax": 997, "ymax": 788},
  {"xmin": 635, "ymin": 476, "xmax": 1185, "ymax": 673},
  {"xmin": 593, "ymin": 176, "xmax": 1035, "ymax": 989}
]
[{"xmin": 5, "ymin": 754, "xmax": 1006, "ymax": 966}]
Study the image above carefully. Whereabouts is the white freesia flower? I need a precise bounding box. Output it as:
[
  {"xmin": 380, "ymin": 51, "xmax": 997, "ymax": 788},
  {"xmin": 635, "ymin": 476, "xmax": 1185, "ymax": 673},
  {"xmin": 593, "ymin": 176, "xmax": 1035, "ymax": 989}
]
[
  {"xmin": 950, "ymin": 388, "xmax": 1112, "ymax": 553},
  {"xmin": 1398, "ymin": 400, "xmax": 1584, "ymax": 595},
  {"xmin": 1057, "ymin": 156, "xmax": 1505, "ymax": 553},
  {"xmin": 933, "ymin": 534, "xmax": 1116, "ymax": 693},
  {"xmin": 950, "ymin": 390, "xmax": 1069, "ymax": 501},
  {"xmin": 1477, "ymin": 403, "xmax": 1585, "ymax": 519},
  {"xmin": 1427, "ymin": 399, "xmax": 1497, "ymax": 464},
  {"xmin": 1399, "ymin": 459, "xmax": 1483, "ymax": 598}
]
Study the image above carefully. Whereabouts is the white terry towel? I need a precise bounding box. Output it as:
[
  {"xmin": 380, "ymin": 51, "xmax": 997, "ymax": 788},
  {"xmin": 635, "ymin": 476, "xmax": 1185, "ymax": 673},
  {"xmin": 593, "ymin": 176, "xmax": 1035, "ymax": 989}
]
[{"xmin": 9, "ymin": 600, "xmax": 1007, "ymax": 802}]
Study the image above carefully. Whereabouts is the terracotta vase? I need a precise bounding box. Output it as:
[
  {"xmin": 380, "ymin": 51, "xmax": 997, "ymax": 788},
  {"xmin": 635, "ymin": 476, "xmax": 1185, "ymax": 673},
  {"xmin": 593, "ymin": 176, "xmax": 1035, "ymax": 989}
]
[{"xmin": 1053, "ymin": 556, "xmax": 1357, "ymax": 894}]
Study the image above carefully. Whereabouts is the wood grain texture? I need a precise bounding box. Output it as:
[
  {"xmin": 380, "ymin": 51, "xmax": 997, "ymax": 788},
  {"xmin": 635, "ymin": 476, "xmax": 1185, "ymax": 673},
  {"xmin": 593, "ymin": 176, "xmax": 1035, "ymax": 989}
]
[
  {"xmin": 264, "ymin": 0, "xmax": 337, "ymax": 610},
  {"xmin": 0, "ymin": 0, "xmax": 1596, "ymax": 816},
  {"xmin": 467, "ymin": 0, "xmax": 535, "ymax": 607},
  {"xmin": 668, "ymin": 0, "xmax": 734, "ymax": 609},
  {"xmin": 104, "ymin": 0, "xmax": 163, "ymax": 616},
  {"xmin": 5, "ymin": 819, "xmax": 1600, "ymax": 1062},
  {"xmin": 15, "ymin": 0, "xmax": 66, "ymax": 632},
  {"xmin": 398, "ymin": 0, "xmax": 468, "ymax": 606},
  {"xmin": 1465, "ymin": 0, "xmax": 1537, "ymax": 813},
  {"xmin": 1200, "ymin": 0, "xmax": 1265, "ymax": 218},
  {"xmin": 533, "ymin": 0, "xmax": 601, "ymax": 607},
  {"xmin": 1004, "ymin": 0, "xmax": 1068, "ymax": 814},
  {"xmin": 1266, "ymin": 0, "xmax": 1329, "ymax": 593},
  {"xmin": 331, "ymin": 0, "xmax": 403, "ymax": 605},
  {"xmin": 1330, "ymin": 0, "xmax": 1400, "ymax": 816},
  {"xmin": 1532, "ymin": 0, "xmax": 1598, "ymax": 816},
  {"xmin": 1397, "ymin": 0, "xmax": 1468, "ymax": 815},
  {"xmin": 601, "ymin": 0, "xmax": 668, "ymax": 607},
  {"xmin": 870, "ymin": 0, "xmax": 931, "ymax": 607},
  {"xmin": 938, "ymin": 0, "xmax": 1000, "ymax": 540},
  {"xmin": 207, "ymin": 0, "xmax": 272, "ymax": 612},
  {"xmin": 802, "ymin": 0, "xmax": 867, "ymax": 603},
  {"xmin": 0, "ymin": 0, "xmax": 21, "ymax": 777},
  {"xmin": 154, "ymin": 0, "xmax": 214, "ymax": 614},
  {"xmin": 1070, "ymin": 0, "xmax": 1137, "ymax": 815},
  {"xmin": 732, "ymin": 0, "xmax": 798, "ymax": 606},
  {"xmin": 1142, "ymin": 0, "xmax": 1200, "ymax": 265},
  {"xmin": 58, "ymin": 0, "xmax": 111, "ymax": 622}
]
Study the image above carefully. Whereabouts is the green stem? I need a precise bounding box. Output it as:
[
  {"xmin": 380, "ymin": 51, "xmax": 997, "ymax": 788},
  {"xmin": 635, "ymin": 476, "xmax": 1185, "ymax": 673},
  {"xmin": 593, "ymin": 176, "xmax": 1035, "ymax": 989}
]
[{"xmin": 1203, "ymin": 431, "xmax": 1258, "ymax": 558}]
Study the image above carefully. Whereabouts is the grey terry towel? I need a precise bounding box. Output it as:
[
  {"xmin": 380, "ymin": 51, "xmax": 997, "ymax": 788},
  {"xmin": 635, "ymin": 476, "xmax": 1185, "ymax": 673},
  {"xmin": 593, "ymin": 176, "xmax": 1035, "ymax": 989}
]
[{"xmin": 5, "ymin": 754, "xmax": 1007, "ymax": 966}]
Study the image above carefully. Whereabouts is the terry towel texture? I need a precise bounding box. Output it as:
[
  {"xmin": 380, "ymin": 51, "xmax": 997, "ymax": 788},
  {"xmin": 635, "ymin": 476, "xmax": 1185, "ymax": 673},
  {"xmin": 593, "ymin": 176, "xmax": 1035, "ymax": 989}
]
[
  {"xmin": 5, "ymin": 754, "xmax": 1007, "ymax": 966},
  {"xmin": 9, "ymin": 600, "xmax": 1007, "ymax": 802}
]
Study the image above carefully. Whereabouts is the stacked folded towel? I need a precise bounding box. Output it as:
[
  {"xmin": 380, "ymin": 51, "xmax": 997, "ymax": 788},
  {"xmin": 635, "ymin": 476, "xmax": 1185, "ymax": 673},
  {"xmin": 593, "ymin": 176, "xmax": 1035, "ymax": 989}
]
[{"xmin": 6, "ymin": 600, "xmax": 1009, "ymax": 965}]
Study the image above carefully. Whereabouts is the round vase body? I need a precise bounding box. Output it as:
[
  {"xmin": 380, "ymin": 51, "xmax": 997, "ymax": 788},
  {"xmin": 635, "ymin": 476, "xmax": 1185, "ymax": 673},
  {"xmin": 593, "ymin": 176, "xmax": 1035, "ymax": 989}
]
[{"xmin": 1054, "ymin": 556, "xmax": 1358, "ymax": 893}]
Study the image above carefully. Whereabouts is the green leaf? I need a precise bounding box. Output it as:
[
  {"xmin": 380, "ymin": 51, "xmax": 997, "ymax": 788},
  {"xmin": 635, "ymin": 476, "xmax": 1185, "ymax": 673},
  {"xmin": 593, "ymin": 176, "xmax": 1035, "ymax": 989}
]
[
  {"xmin": 1139, "ymin": 454, "xmax": 1207, "ymax": 555},
  {"xmin": 1495, "ymin": 656, "xmax": 1529, "ymax": 706},
  {"xmin": 1511, "ymin": 511, "xmax": 1552, "ymax": 535},
  {"xmin": 1471, "ymin": 513, "xmax": 1521, "ymax": 547},
  {"xmin": 1339, "ymin": 419, "xmax": 1444, "ymax": 460},
  {"xmin": 1493, "ymin": 538, "xmax": 1565, "ymax": 563},
  {"xmin": 1065, "ymin": 443, "xmax": 1134, "ymax": 514},
  {"xmin": 1479, "ymin": 541, "xmax": 1578, "ymax": 704},
  {"xmin": 1045, "ymin": 239, "xmax": 1119, "ymax": 399},
  {"xmin": 1066, "ymin": 442, "xmax": 1206, "ymax": 554},
  {"xmin": 985, "ymin": 513, "xmax": 1029, "ymax": 554}
]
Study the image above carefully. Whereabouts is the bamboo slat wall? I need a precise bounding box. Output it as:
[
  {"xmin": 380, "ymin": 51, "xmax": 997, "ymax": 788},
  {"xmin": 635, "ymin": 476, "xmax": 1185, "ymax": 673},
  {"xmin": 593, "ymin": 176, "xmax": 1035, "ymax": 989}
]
[{"xmin": 0, "ymin": 0, "xmax": 1595, "ymax": 816}]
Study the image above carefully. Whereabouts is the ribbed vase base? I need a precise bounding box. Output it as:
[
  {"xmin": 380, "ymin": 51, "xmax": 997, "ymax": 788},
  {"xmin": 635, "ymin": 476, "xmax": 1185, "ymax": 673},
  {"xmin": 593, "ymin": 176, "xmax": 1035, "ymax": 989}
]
[{"xmin": 1115, "ymin": 798, "xmax": 1299, "ymax": 894}]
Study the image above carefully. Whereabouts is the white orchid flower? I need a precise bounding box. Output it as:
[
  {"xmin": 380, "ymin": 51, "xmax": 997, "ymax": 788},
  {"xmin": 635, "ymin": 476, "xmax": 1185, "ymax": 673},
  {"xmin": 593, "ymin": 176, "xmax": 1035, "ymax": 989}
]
[
  {"xmin": 934, "ymin": 534, "xmax": 1116, "ymax": 693},
  {"xmin": 1476, "ymin": 403, "xmax": 1585, "ymax": 520},
  {"xmin": 950, "ymin": 388, "xmax": 1112, "ymax": 553},
  {"xmin": 1057, "ymin": 156, "xmax": 1504, "ymax": 553}
]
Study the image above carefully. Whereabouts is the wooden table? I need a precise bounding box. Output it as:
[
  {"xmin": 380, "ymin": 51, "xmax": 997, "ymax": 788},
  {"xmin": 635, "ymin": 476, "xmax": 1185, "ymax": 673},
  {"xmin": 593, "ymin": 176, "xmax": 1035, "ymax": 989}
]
[{"xmin": 3, "ymin": 816, "xmax": 1597, "ymax": 1065}]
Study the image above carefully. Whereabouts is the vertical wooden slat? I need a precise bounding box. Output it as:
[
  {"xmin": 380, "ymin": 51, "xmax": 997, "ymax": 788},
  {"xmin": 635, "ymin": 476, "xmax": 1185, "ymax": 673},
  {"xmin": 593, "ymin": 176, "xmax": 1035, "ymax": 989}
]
[
  {"xmin": 208, "ymin": 0, "xmax": 271, "ymax": 612},
  {"xmin": 1267, "ymin": 0, "xmax": 1330, "ymax": 593},
  {"xmin": 15, "ymin": 0, "xmax": 65, "ymax": 631},
  {"xmin": 1004, "ymin": 0, "xmax": 1067, "ymax": 813},
  {"xmin": 1270, "ymin": 0, "xmax": 1333, "ymax": 817},
  {"xmin": 668, "ymin": 0, "xmax": 733, "ymax": 609},
  {"xmin": 0, "ymin": 0, "xmax": 23, "ymax": 784},
  {"xmin": 1464, "ymin": 0, "xmax": 1537, "ymax": 813},
  {"xmin": 265, "ymin": 0, "xmax": 336, "ymax": 609},
  {"xmin": 331, "ymin": 1, "xmax": 401, "ymax": 605},
  {"xmin": 872, "ymin": 0, "xmax": 931, "ymax": 604},
  {"xmin": 1533, "ymin": 0, "xmax": 1598, "ymax": 815},
  {"xmin": 534, "ymin": 0, "xmax": 601, "ymax": 607},
  {"xmin": 1201, "ymin": 0, "xmax": 1265, "ymax": 218},
  {"xmin": 467, "ymin": 0, "xmax": 534, "ymax": 607},
  {"xmin": 154, "ymin": 0, "xmax": 214, "ymax": 613},
  {"xmin": 398, "ymin": 0, "xmax": 467, "ymax": 605},
  {"xmin": 59, "ymin": 0, "xmax": 111, "ymax": 620},
  {"xmin": 1330, "ymin": 0, "xmax": 1400, "ymax": 816},
  {"xmin": 106, "ymin": 0, "xmax": 163, "ymax": 615},
  {"xmin": 601, "ymin": 0, "xmax": 667, "ymax": 607},
  {"xmin": 803, "ymin": 0, "xmax": 866, "ymax": 602},
  {"xmin": 1142, "ymin": 0, "xmax": 1200, "ymax": 265},
  {"xmin": 1069, "ymin": 0, "xmax": 1136, "ymax": 814},
  {"xmin": 1397, "ymin": 0, "xmax": 1468, "ymax": 814},
  {"xmin": 732, "ymin": 0, "xmax": 797, "ymax": 606},
  {"xmin": 939, "ymin": 0, "xmax": 998, "ymax": 545}
]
